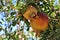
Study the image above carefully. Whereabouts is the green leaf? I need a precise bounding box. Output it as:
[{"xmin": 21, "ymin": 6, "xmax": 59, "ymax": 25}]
[
  {"xmin": 16, "ymin": 0, "xmax": 20, "ymax": 6},
  {"xmin": 25, "ymin": 20, "xmax": 30, "ymax": 27},
  {"xmin": 12, "ymin": 20, "xmax": 17, "ymax": 26},
  {"xmin": 0, "ymin": 21, "xmax": 2, "ymax": 24},
  {"xmin": 0, "ymin": 5, "xmax": 2, "ymax": 9},
  {"xmin": 1, "ymin": 18, "xmax": 4, "ymax": 21},
  {"xmin": 15, "ymin": 34, "xmax": 20, "ymax": 40},
  {"xmin": 6, "ymin": 17, "xmax": 12, "ymax": 22},
  {"xmin": 11, "ymin": 12, "xmax": 16, "ymax": 16},
  {"xmin": 50, "ymin": 12, "xmax": 56, "ymax": 18},
  {"xmin": 0, "ymin": 27, "xmax": 3, "ymax": 31},
  {"xmin": 0, "ymin": 0, "xmax": 4, "ymax": 6},
  {"xmin": 8, "ymin": 24, "xmax": 11, "ymax": 28}
]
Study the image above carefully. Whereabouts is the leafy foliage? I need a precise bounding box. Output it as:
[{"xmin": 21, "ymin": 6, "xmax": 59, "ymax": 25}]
[{"xmin": 0, "ymin": 0, "xmax": 60, "ymax": 40}]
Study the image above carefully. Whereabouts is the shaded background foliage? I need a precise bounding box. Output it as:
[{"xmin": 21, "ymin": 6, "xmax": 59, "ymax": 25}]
[{"xmin": 0, "ymin": 0, "xmax": 60, "ymax": 40}]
